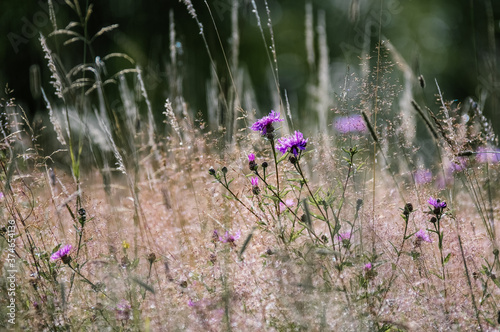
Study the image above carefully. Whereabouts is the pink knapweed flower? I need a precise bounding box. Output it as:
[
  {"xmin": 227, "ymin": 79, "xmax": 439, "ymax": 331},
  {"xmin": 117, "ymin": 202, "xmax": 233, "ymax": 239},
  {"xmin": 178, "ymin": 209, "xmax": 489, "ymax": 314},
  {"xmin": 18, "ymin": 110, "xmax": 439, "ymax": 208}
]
[
  {"xmin": 428, "ymin": 197, "xmax": 447, "ymax": 209},
  {"xmin": 276, "ymin": 131, "xmax": 308, "ymax": 157},
  {"xmin": 248, "ymin": 153, "xmax": 255, "ymax": 162},
  {"xmin": 364, "ymin": 263, "xmax": 372, "ymax": 271},
  {"xmin": 250, "ymin": 110, "xmax": 283, "ymax": 136},
  {"xmin": 219, "ymin": 230, "xmax": 241, "ymax": 244},
  {"xmin": 251, "ymin": 177, "xmax": 259, "ymax": 187},
  {"xmin": 50, "ymin": 245, "xmax": 72, "ymax": 262},
  {"xmin": 415, "ymin": 229, "xmax": 432, "ymax": 243}
]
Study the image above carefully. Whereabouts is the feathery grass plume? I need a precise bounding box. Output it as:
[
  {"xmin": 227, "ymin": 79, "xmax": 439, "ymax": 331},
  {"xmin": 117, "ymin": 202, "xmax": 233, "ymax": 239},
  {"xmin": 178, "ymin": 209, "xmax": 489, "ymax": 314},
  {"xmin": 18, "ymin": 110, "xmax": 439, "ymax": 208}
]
[
  {"xmin": 41, "ymin": 88, "xmax": 66, "ymax": 145},
  {"xmin": 39, "ymin": 33, "xmax": 64, "ymax": 100},
  {"xmin": 411, "ymin": 100, "xmax": 438, "ymax": 139},
  {"xmin": 361, "ymin": 111, "xmax": 378, "ymax": 142},
  {"xmin": 97, "ymin": 116, "xmax": 126, "ymax": 174},
  {"xmin": 164, "ymin": 98, "xmax": 182, "ymax": 144},
  {"xmin": 136, "ymin": 66, "xmax": 157, "ymax": 153},
  {"xmin": 427, "ymin": 106, "xmax": 455, "ymax": 148}
]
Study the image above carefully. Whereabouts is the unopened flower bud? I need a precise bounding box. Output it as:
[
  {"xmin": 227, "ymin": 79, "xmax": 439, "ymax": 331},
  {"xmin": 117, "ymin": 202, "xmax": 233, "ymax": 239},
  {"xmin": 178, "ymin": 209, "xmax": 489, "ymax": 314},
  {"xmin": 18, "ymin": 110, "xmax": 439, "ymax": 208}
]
[
  {"xmin": 221, "ymin": 167, "xmax": 228, "ymax": 174},
  {"xmin": 430, "ymin": 217, "xmax": 437, "ymax": 223},
  {"xmin": 208, "ymin": 167, "xmax": 216, "ymax": 176},
  {"xmin": 262, "ymin": 161, "xmax": 268, "ymax": 168},
  {"xmin": 289, "ymin": 156, "xmax": 297, "ymax": 164},
  {"xmin": 147, "ymin": 253, "xmax": 156, "ymax": 264}
]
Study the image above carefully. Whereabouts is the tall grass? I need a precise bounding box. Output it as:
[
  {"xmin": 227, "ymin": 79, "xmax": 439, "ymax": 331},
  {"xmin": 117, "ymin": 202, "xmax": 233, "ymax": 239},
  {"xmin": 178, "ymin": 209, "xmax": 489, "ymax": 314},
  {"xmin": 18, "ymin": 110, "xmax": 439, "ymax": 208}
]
[{"xmin": 1, "ymin": 0, "xmax": 500, "ymax": 331}]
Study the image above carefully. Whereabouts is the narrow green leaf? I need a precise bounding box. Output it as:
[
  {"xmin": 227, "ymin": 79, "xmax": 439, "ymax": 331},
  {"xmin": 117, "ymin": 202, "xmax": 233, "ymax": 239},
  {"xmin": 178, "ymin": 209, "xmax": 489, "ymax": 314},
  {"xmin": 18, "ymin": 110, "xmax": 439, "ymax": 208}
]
[{"xmin": 444, "ymin": 253, "xmax": 451, "ymax": 265}]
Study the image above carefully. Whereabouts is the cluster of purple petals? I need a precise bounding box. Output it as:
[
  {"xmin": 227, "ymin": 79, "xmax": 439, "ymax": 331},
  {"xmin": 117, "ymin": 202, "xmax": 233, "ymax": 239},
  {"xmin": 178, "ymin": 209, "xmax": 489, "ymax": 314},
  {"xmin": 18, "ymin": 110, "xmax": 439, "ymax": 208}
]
[
  {"xmin": 250, "ymin": 110, "xmax": 283, "ymax": 135},
  {"xmin": 276, "ymin": 131, "xmax": 308, "ymax": 156},
  {"xmin": 414, "ymin": 169, "xmax": 432, "ymax": 185},
  {"xmin": 50, "ymin": 245, "xmax": 72, "ymax": 261},
  {"xmin": 415, "ymin": 229, "xmax": 432, "ymax": 243},
  {"xmin": 428, "ymin": 197, "xmax": 447, "ymax": 209},
  {"xmin": 219, "ymin": 230, "xmax": 241, "ymax": 243}
]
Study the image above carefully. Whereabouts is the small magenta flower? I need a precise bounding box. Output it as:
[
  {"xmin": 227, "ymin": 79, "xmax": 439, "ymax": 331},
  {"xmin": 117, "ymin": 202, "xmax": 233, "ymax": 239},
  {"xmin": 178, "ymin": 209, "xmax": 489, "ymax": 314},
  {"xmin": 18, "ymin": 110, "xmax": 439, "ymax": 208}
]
[
  {"xmin": 50, "ymin": 245, "xmax": 72, "ymax": 263},
  {"xmin": 364, "ymin": 263, "xmax": 372, "ymax": 271},
  {"xmin": 428, "ymin": 197, "xmax": 447, "ymax": 209},
  {"xmin": 248, "ymin": 153, "xmax": 257, "ymax": 171},
  {"xmin": 250, "ymin": 110, "xmax": 283, "ymax": 136},
  {"xmin": 219, "ymin": 230, "xmax": 241, "ymax": 247},
  {"xmin": 334, "ymin": 115, "xmax": 367, "ymax": 134},
  {"xmin": 415, "ymin": 229, "xmax": 432, "ymax": 243},
  {"xmin": 251, "ymin": 176, "xmax": 260, "ymax": 195},
  {"xmin": 276, "ymin": 131, "xmax": 308, "ymax": 157},
  {"xmin": 337, "ymin": 232, "xmax": 351, "ymax": 248},
  {"xmin": 251, "ymin": 176, "xmax": 258, "ymax": 187}
]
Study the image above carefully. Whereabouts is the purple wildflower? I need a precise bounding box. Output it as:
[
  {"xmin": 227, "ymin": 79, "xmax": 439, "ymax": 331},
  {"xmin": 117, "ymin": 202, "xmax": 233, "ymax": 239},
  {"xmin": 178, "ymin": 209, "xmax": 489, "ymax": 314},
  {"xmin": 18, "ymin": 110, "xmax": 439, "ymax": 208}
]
[
  {"xmin": 219, "ymin": 230, "xmax": 241, "ymax": 244},
  {"xmin": 476, "ymin": 146, "xmax": 500, "ymax": 164},
  {"xmin": 0, "ymin": 192, "xmax": 4, "ymax": 200},
  {"xmin": 428, "ymin": 197, "xmax": 447, "ymax": 209},
  {"xmin": 337, "ymin": 232, "xmax": 351, "ymax": 242},
  {"xmin": 250, "ymin": 110, "xmax": 283, "ymax": 136},
  {"xmin": 334, "ymin": 115, "xmax": 367, "ymax": 134},
  {"xmin": 364, "ymin": 263, "xmax": 372, "ymax": 271},
  {"xmin": 188, "ymin": 299, "xmax": 195, "ymax": 307},
  {"xmin": 414, "ymin": 169, "xmax": 432, "ymax": 185},
  {"xmin": 251, "ymin": 177, "xmax": 258, "ymax": 187},
  {"xmin": 415, "ymin": 229, "xmax": 432, "ymax": 243},
  {"xmin": 50, "ymin": 245, "xmax": 72, "ymax": 262},
  {"xmin": 248, "ymin": 153, "xmax": 257, "ymax": 171},
  {"xmin": 115, "ymin": 300, "xmax": 132, "ymax": 321},
  {"xmin": 276, "ymin": 131, "xmax": 308, "ymax": 157}
]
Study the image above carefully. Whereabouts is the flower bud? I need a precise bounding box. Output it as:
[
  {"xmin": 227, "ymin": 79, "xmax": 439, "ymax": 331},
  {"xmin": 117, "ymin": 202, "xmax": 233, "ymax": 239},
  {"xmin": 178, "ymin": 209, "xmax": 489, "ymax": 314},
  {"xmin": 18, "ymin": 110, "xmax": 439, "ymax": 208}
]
[
  {"xmin": 221, "ymin": 167, "xmax": 228, "ymax": 174},
  {"xmin": 208, "ymin": 167, "xmax": 216, "ymax": 176}
]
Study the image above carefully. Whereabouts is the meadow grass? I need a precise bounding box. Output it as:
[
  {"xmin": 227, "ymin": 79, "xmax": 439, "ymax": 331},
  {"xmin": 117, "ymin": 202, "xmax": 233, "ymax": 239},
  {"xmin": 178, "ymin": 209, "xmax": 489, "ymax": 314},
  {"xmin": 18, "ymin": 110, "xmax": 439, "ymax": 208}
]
[{"xmin": 1, "ymin": 1, "xmax": 500, "ymax": 331}]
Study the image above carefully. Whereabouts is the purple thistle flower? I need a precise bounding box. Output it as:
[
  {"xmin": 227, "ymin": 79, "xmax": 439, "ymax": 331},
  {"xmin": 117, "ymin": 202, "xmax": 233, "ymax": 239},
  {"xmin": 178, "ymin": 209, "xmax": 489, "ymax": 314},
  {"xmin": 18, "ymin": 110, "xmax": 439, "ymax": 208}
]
[
  {"xmin": 248, "ymin": 153, "xmax": 255, "ymax": 162},
  {"xmin": 334, "ymin": 115, "xmax": 367, "ymax": 134},
  {"xmin": 50, "ymin": 245, "xmax": 72, "ymax": 262},
  {"xmin": 428, "ymin": 197, "xmax": 447, "ymax": 209},
  {"xmin": 364, "ymin": 263, "xmax": 372, "ymax": 271},
  {"xmin": 251, "ymin": 176, "xmax": 259, "ymax": 187},
  {"xmin": 450, "ymin": 157, "xmax": 468, "ymax": 173},
  {"xmin": 337, "ymin": 232, "xmax": 351, "ymax": 242},
  {"xmin": 276, "ymin": 131, "xmax": 308, "ymax": 157},
  {"xmin": 415, "ymin": 229, "xmax": 432, "ymax": 243},
  {"xmin": 250, "ymin": 110, "xmax": 283, "ymax": 136},
  {"xmin": 219, "ymin": 230, "xmax": 241, "ymax": 244}
]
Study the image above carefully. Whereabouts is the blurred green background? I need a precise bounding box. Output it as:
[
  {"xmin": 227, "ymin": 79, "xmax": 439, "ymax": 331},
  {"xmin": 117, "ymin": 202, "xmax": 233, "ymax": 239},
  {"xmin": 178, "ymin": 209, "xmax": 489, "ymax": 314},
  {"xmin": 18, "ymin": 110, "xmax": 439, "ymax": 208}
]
[{"xmin": 0, "ymin": 0, "xmax": 499, "ymax": 135}]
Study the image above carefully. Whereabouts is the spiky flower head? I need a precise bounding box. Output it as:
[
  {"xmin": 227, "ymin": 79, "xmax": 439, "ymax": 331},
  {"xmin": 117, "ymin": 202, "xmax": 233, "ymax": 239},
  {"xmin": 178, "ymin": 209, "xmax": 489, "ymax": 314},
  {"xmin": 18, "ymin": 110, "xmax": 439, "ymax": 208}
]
[
  {"xmin": 250, "ymin": 110, "xmax": 283, "ymax": 136},
  {"xmin": 50, "ymin": 245, "xmax": 72, "ymax": 263},
  {"xmin": 248, "ymin": 153, "xmax": 255, "ymax": 162},
  {"xmin": 415, "ymin": 229, "xmax": 432, "ymax": 243},
  {"xmin": 276, "ymin": 131, "xmax": 308, "ymax": 157},
  {"xmin": 251, "ymin": 176, "xmax": 259, "ymax": 187},
  {"xmin": 364, "ymin": 263, "xmax": 372, "ymax": 271},
  {"xmin": 219, "ymin": 230, "xmax": 241, "ymax": 246},
  {"xmin": 428, "ymin": 197, "xmax": 447, "ymax": 209}
]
